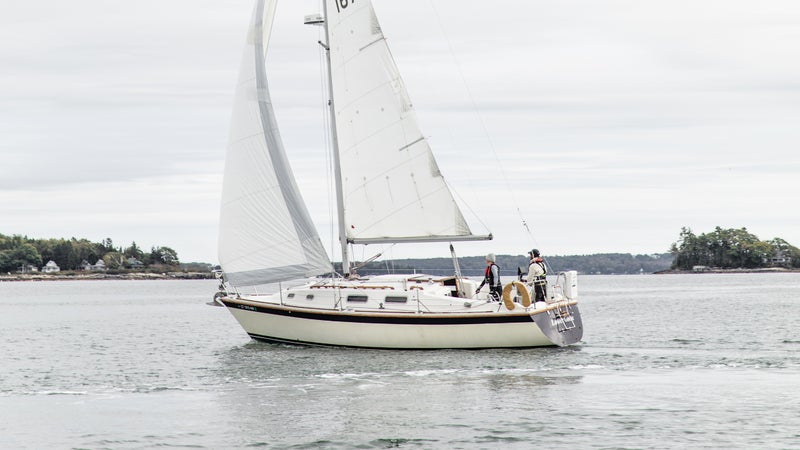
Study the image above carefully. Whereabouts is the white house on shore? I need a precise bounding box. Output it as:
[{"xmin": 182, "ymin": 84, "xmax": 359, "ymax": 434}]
[
  {"xmin": 42, "ymin": 260, "xmax": 61, "ymax": 273},
  {"xmin": 17, "ymin": 264, "xmax": 39, "ymax": 274},
  {"xmin": 769, "ymin": 250, "xmax": 793, "ymax": 267},
  {"xmin": 79, "ymin": 259, "xmax": 107, "ymax": 271}
]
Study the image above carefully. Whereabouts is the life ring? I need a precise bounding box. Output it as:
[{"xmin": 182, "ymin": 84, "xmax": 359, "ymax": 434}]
[{"xmin": 502, "ymin": 281, "xmax": 531, "ymax": 309}]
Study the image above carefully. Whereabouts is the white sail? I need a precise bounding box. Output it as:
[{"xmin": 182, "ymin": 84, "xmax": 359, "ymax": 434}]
[
  {"xmin": 326, "ymin": 0, "xmax": 485, "ymax": 244},
  {"xmin": 218, "ymin": 0, "xmax": 332, "ymax": 286}
]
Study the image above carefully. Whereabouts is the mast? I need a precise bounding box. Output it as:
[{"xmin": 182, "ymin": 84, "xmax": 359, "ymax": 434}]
[{"xmin": 320, "ymin": 1, "xmax": 350, "ymax": 277}]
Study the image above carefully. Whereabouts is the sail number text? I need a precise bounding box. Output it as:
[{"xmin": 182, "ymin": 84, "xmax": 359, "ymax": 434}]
[{"xmin": 334, "ymin": 0, "xmax": 354, "ymax": 13}]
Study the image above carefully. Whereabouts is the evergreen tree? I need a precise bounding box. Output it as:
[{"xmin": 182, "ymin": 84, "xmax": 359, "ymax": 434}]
[
  {"xmin": 150, "ymin": 246, "xmax": 180, "ymax": 266},
  {"xmin": 124, "ymin": 242, "xmax": 144, "ymax": 259}
]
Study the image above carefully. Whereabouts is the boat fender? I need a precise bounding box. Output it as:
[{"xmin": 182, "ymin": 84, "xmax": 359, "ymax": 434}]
[{"xmin": 502, "ymin": 281, "xmax": 531, "ymax": 309}]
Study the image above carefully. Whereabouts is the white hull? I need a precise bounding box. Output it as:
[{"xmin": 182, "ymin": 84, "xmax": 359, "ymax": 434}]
[{"xmin": 218, "ymin": 275, "xmax": 582, "ymax": 349}]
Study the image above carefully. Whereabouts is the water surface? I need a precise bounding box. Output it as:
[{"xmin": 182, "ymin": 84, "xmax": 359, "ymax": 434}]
[{"xmin": 1, "ymin": 274, "xmax": 798, "ymax": 448}]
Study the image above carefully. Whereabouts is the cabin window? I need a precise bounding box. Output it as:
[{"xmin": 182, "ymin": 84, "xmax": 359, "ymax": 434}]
[
  {"xmin": 385, "ymin": 296, "xmax": 407, "ymax": 303},
  {"xmin": 347, "ymin": 295, "xmax": 368, "ymax": 302},
  {"xmin": 287, "ymin": 293, "xmax": 295, "ymax": 298},
  {"xmin": 306, "ymin": 294, "xmax": 314, "ymax": 300}
]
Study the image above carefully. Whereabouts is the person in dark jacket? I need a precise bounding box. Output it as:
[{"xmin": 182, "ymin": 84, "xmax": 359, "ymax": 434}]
[{"xmin": 476, "ymin": 253, "xmax": 502, "ymax": 301}]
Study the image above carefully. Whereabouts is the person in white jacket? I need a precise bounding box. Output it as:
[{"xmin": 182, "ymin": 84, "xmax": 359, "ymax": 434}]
[{"xmin": 526, "ymin": 249, "xmax": 547, "ymax": 302}]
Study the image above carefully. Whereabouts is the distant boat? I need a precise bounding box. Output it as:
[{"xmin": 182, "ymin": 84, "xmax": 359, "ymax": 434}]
[{"xmin": 214, "ymin": 0, "xmax": 583, "ymax": 348}]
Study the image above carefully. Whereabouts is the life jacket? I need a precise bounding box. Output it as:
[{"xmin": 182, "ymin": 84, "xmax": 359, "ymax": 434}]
[
  {"xmin": 531, "ymin": 259, "xmax": 547, "ymax": 282},
  {"xmin": 484, "ymin": 263, "xmax": 501, "ymax": 288}
]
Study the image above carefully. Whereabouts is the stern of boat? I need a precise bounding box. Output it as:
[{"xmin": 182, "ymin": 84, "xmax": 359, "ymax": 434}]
[
  {"xmin": 533, "ymin": 270, "xmax": 583, "ymax": 346},
  {"xmin": 532, "ymin": 302, "xmax": 583, "ymax": 346}
]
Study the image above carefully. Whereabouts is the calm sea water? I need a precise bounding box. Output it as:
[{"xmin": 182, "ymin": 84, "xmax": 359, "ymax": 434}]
[{"xmin": 1, "ymin": 274, "xmax": 798, "ymax": 449}]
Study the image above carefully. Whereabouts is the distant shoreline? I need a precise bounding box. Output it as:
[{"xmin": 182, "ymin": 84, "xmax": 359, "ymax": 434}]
[
  {"xmin": 655, "ymin": 267, "xmax": 800, "ymax": 274},
  {"xmin": 0, "ymin": 272, "xmax": 215, "ymax": 282}
]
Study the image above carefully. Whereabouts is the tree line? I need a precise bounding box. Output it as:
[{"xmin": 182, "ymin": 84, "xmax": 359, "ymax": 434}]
[
  {"xmin": 670, "ymin": 226, "xmax": 799, "ymax": 270},
  {"xmin": 343, "ymin": 252, "xmax": 674, "ymax": 276},
  {"xmin": 0, "ymin": 233, "xmax": 180, "ymax": 273}
]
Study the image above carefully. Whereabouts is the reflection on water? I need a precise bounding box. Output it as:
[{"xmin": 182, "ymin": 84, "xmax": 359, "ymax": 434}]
[
  {"xmin": 212, "ymin": 342, "xmax": 589, "ymax": 449},
  {"xmin": 487, "ymin": 374, "xmax": 583, "ymax": 388}
]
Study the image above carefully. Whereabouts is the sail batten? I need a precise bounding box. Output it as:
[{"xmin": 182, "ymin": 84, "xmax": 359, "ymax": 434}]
[{"xmin": 218, "ymin": 0, "xmax": 331, "ymax": 287}]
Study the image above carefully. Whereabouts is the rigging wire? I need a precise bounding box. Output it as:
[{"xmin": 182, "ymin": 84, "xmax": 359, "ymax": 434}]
[{"xmin": 426, "ymin": 0, "xmax": 539, "ymax": 252}]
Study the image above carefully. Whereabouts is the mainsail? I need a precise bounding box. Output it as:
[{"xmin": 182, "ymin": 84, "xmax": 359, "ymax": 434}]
[
  {"xmin": 218, "ymin": 0, "xmax": 332, "ymax": 286},
  {"xmin": 325, "ymin": 0, "xmax": 486, "ymax": 244}
]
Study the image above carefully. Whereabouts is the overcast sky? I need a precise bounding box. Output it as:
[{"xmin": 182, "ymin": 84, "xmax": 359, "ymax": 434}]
[{"xmin": 2, "ymin": 0, "xmax": 799, "ymax": 264}]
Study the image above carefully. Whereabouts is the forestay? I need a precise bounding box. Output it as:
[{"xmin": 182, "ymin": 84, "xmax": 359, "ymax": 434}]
[
  {"xmin": 326, "ymin": 0, "xmax": 485, "ymax": 244},
  {"xmin": 218, "ymin": 0, "xmax": 332, "ymax": 286}
]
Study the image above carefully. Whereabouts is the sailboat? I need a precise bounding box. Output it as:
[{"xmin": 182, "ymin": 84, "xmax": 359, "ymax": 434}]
[{"xmin": 214, "ymin": 0, "xmax": 583, "ymax": 348}]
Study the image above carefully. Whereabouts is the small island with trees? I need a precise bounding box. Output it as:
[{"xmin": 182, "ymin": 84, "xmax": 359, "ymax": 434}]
[{"xmin": 668, "ymin": 226, "xmax": 798, "ymax": 272}]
